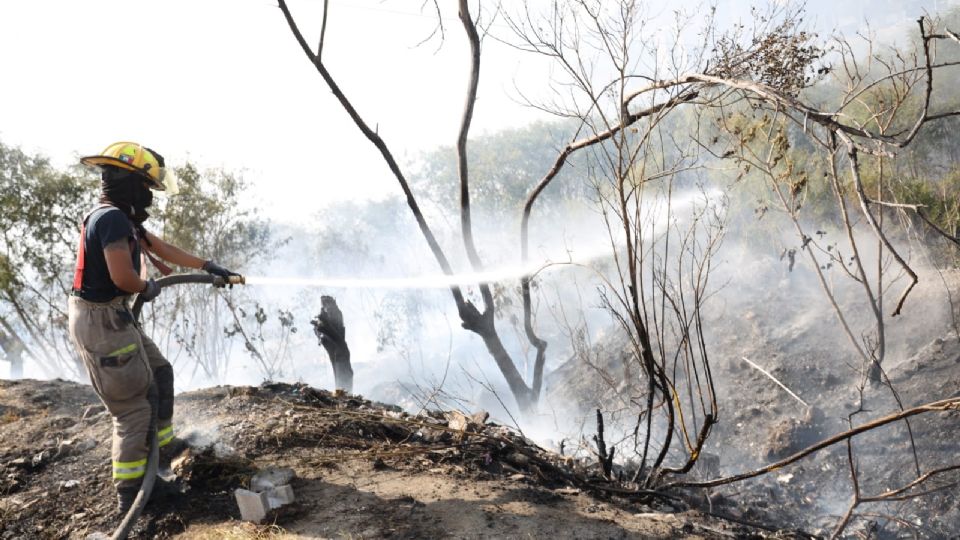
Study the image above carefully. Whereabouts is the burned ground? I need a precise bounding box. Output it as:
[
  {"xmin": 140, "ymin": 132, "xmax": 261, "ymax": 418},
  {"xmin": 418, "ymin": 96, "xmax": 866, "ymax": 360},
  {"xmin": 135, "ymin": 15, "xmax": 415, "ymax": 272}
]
[
  {"xmin": 0, "ymin": 378, "xmax": 801, "ymax": 539},
  {"xmin": 4, "ymin": 260, "xmax": 958, "ymax": 539},
  {"xmin": 544, "ymin": 261, "xmax": 960, "ymax": 539}
]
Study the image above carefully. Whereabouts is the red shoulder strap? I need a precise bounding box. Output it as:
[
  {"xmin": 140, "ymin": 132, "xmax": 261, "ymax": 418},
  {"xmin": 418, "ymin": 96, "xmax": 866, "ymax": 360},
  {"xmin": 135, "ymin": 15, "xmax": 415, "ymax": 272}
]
[
  {"xmin": 71, "ymin": 223, "xmax": 87, "ymax": 292},
  {"xmin": 71, "ymin": 205, "xmax": 111, "ymax": 292}
]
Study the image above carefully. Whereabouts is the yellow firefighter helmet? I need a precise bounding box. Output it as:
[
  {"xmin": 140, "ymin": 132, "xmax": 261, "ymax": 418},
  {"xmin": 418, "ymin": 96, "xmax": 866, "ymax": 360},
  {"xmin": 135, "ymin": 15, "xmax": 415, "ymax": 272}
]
[{"xmin": 80, "ymin": 142, "xmax": 179, "ymax": 193}]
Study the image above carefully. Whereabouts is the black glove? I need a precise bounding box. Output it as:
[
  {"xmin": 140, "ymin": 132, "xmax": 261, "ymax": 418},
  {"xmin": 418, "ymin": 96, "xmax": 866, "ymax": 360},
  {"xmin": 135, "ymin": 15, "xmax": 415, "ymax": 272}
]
[
  {"xmin": 203, "ymin": 260, "xmax": 240, "ymax": 287},
  {"xmin": 202, "ymin": 260, "xmax": 238, "ymax": 278},
  {"xmin": 140, "ymin": 278, "xmax": 161, "ymax": 302}
]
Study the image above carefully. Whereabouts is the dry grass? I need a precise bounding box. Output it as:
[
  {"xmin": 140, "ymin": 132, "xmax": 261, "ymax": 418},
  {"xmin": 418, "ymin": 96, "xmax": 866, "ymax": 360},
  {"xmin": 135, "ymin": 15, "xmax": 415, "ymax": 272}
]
[
  {"xmin": 0, "ymin": 409, "xmax": 18, "ymax": 424},
  {"xmin": 183, "ymin": 522, "xmax": 292, "ymax": 539},
  {"xmin": 183, "ymin": 522, "xmax": 365, "ymax": 539}
]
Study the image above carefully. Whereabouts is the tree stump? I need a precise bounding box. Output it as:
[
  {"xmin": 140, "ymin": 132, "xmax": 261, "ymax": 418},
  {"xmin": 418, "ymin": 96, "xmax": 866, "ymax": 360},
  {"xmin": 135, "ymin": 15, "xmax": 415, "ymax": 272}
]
[{"xmin": 310, "ymin": 296, "xmax": 353, "ymax": 393}]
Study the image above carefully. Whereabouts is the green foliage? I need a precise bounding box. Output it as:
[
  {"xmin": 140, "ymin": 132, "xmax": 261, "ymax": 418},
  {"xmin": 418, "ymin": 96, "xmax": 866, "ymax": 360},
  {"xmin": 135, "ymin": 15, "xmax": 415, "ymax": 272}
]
[
  {"xmin": 893, "ymin": 169, "xmax": 960, "ymax": 226},
  {"xmin": 410, "ymin": 120, "xmax": 589, "ymax": 219},
  {"xmin": 0, "ymin": 141, "xmax": 95, "ymax": 374},
  {"xmin": 876, "ymin": 167, "xmax": 960, "ymax": 264},
  {"xmin": 0, "ymin": 254, "xmax": 14, "ymax": 292},
  {"xmin": 705, "ymin": 107, "xmax": 835, "ymax": 253},
  {"xmin": 0, "ymin": 142, "xmax": 94, "ymax": 290}
]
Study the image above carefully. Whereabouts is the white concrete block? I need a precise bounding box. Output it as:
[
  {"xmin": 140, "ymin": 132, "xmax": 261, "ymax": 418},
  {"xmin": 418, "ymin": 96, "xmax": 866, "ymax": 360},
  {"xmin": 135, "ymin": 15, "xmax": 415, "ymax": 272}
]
[
  {"xmin": 235, "ymin": 488, "xmax": 269, "ymax": 522},
  {"xmin": 266, "ymin": 484, "xmax": 295, "ymax": 509}
]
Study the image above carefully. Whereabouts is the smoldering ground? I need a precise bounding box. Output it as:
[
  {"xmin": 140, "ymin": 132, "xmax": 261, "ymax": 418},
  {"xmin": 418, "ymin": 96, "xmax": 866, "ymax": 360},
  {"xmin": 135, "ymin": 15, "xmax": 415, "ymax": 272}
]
[{"xmin": 538, "ymin": 208, "xmax": 960, "ymax": 535}]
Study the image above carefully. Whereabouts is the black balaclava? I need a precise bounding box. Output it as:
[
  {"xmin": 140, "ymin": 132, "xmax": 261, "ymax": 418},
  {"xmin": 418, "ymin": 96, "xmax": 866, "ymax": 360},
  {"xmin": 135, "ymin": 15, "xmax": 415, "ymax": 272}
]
[
  {"xmin": 99, "ymin": 166, "xmax": 153, "ymax": 224},
  {"xmin": 99, "ymin": 148, "xmax": 163, "ymax": 243}
]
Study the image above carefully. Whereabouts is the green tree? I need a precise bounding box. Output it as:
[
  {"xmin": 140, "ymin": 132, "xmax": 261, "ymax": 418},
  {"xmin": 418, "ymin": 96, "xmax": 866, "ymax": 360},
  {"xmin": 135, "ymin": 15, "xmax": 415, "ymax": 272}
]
[
  {"xmin": 0, "ymin": 140, "xmax": 94, "ymax": 377},
  {"xmin": 411, "ymin": 120, "xmax": 589, "ymax": 219}
]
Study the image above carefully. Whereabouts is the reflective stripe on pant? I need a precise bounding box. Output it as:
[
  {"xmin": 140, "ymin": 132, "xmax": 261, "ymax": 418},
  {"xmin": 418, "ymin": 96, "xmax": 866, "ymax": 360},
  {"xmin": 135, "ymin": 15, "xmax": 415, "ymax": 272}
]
[
  {"xmin": 68, "ymin": 296, "xmax": 174, "ymax": 489},
  {"xmin": 114, "ymin": 458, "xmax": 148, "ymax": 480},
  {"xmin": 158, "ymin": 424, "xmax": 175, "ymax": 447}
]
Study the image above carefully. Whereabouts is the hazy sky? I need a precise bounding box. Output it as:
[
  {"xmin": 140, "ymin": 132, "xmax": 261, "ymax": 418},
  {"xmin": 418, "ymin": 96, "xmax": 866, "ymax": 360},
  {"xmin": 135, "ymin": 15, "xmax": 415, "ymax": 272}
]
[
  {"xmin": 0, "ymin": 0, "xmax": 951, "ymax": 222},
  {"xmin": 0, "ymin": 1, "xmax": 557, "ymax": 218}
]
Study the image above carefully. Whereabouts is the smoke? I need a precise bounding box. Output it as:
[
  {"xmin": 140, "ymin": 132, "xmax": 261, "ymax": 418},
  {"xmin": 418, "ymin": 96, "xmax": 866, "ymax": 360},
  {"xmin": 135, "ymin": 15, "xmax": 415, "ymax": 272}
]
[
  {"xmin": 98, "ymin": 164, "xmax": 957, "ymax": 536},
  {"xmin": 514, "ymin": 190, "xmax": 960, "ymax": 530},
  {"xmin": 176, "ymin": 186, "xmax": 725, "ymax": 420},
  {"xmin": 3, "ymin": 145, "xmax": 949, "ymax": 533},
  {"xmin": 179, "ymin": 419, "xmax": 236, "ymax": 458},
  {"xmin": 242, "ymin": 188, "xmax": 724, "ymax": 291}
]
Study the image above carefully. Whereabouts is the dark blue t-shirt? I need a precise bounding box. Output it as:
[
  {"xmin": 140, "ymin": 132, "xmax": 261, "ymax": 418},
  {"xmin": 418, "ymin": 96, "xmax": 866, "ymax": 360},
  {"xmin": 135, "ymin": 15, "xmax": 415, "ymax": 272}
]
[{"xmin": 78, "ymin": 206, "xmax": 142, "ymax": 302}]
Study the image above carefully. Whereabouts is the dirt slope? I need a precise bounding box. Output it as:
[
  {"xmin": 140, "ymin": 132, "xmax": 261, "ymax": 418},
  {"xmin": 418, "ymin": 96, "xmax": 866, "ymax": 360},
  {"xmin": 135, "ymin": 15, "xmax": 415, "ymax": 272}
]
[
  {"xmin": 0, "ymin": 379, "xmax": 794, "ymax": 539},
  {"xmin": 544, "ymin": 262, "xmax": 960, "ymax": 538}
]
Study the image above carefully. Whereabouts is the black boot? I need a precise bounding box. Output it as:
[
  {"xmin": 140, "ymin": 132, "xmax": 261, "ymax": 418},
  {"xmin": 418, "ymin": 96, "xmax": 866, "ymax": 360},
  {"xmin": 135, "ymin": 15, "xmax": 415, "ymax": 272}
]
[
  {"xmin": 117, "ymin": 485, "xmax": 139, "ymax": 515},
  {"xmin": 116, "ymin": 476, "xmax": 182, "ymax": 515}
]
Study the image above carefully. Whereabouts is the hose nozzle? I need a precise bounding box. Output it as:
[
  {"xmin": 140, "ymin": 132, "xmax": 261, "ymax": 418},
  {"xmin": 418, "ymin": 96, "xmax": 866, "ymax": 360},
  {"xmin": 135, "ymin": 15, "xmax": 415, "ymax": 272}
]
[{"xmin": 212, "ymin": 275, "xmax": 246, "ymax": 288}]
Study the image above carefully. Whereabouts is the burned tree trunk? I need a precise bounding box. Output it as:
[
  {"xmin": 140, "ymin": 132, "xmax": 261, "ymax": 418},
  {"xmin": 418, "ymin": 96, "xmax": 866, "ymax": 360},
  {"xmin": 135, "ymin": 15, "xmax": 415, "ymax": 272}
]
[
  {"xmin": 311, "ymin": 296, "xmax": 353, "ymax": 393},
  {"xmin": 593, "ymin": 409, "xmax": 615, "ymax": 480}
]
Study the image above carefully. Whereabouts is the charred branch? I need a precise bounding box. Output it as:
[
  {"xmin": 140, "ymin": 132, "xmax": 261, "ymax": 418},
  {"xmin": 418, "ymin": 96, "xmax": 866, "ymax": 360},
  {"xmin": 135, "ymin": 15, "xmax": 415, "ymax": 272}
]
[
  {"xmin": 664, "ymin": 397, "xmax": 960, "ymax": 490},
  {"xmin": 277, "ymin": 0, "xmax": 467, "ymax": 309},
  {"xmin": 311, "ymin": 295, "xmax": 353, "ymax": 393},
  {"xmin": 279, "ymin": 0, "xmax": 538, "ymax": 413},
  {"xmin": 592, "ymin": 409, "xmax": 615, "ymax": 480},
  {"xmin": 838, "ymin": 131, "xmax": 918, "ymax": 316}
]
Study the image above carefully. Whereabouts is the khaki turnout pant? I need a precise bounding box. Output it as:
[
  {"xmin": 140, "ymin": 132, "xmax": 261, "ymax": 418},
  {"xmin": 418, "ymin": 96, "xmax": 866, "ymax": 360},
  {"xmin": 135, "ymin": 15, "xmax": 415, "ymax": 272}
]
[{"xmin": 68, "ymin": 296, "xmax": 176, "ymax": 489}]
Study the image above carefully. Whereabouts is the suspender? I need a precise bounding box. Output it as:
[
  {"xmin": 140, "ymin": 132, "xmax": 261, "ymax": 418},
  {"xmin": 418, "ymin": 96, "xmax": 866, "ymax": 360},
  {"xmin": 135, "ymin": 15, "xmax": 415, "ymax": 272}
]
[
  {"xmin": 71, "ymin": 206, "xmax": 171, "ymax": 295},
  {"xmin": 71, "ymin": 220, "xmax": 88, "ymax": 292},
  {"xmin": 72, "ymin": 205, "xmax": 111, "ymax": 293}
]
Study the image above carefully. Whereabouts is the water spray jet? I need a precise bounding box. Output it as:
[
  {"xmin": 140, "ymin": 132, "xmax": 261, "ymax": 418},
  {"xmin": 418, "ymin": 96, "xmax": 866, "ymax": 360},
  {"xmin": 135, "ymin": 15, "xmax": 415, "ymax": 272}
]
[
  {"xmin": 242, "ymin": 188, "xmax": 725, "ymax": 291},
  {"xmin": 244, "ymin": 247, "xmax": 622, "ymax": 290}
]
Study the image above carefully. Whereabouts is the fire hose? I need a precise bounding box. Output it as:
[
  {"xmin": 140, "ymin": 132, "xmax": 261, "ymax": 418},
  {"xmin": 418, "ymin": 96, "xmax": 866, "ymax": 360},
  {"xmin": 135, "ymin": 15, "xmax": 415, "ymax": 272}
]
[{"xmin": 106, "ymin": 273, "xmax": 245, "ymax": 540}]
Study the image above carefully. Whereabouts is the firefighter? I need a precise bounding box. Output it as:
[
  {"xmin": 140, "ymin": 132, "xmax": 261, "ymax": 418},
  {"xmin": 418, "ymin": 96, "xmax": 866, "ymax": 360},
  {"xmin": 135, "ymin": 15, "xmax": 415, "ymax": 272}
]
[{"xmin": 67, "ymin": 142, "xmax": 239, "ymax": 513}]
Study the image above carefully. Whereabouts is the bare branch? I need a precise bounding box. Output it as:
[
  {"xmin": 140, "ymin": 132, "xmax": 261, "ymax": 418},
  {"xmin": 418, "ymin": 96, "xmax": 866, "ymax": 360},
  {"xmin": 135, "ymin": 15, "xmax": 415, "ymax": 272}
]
[
  {"xmin": 276, "ymin": 1, "xmax": 467, "ymax": 309},
  {"xmin": 316, "ymin": 0, "xmax": 329, "ymax": 59},
  {"xmin": 665, "ymin": 397, "xmax": 960, "ymax": 489}
]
